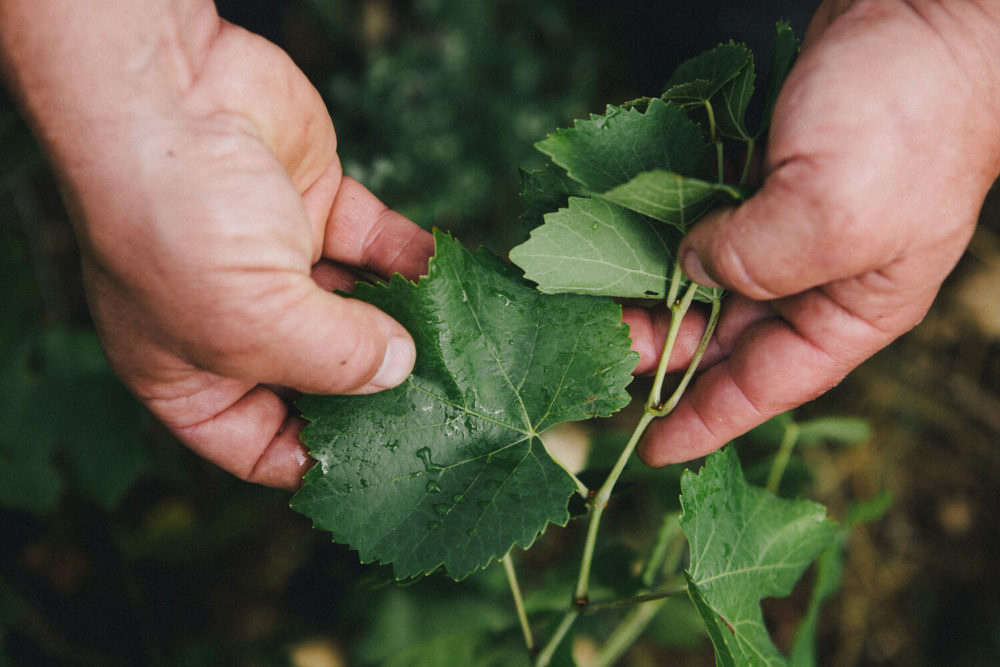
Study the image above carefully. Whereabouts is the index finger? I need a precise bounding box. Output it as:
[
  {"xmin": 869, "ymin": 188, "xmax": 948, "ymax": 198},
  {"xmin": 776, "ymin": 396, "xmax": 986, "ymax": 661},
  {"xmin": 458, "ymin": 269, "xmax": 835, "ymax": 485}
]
[{"xmin": 303, "ymin": 166, "xmax": 434, "ymax": 281}]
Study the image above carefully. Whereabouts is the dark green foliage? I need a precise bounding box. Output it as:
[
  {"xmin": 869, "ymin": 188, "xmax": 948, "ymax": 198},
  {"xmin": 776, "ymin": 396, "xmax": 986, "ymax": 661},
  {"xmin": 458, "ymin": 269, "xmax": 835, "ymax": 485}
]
[{"xmin": 293, "ymin": 231, "xmax": 638, "ymax": 580}]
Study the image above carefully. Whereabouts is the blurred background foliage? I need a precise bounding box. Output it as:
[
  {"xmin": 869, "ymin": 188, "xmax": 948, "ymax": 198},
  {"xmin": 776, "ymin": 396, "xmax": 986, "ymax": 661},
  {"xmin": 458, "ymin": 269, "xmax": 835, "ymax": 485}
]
[{"xmin": 2, "ymin": 1, "xmax": 1000, "ymax": 665}]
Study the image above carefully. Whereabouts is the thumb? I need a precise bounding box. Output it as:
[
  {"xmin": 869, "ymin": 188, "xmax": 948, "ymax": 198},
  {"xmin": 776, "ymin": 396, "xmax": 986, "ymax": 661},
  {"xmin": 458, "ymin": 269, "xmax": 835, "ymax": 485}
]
[
  {"xmin": 679, "ymin": 157, "xmax": 898, "ymax": 301},
  {"xmin": 203, "ymin": 277, "xmax": 417, "ymax": 396}
]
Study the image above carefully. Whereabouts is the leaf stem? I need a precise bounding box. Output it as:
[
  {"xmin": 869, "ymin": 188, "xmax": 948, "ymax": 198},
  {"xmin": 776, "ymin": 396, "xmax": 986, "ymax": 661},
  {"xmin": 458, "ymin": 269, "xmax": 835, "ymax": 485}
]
[
  {"xmin": 640, "ymin": 511, "xmax": 684, "ymax": 589},
  {"xmin": 503, "ymin": 554, "xmax": 534, "ymax": 653},
  {"xmin": 593, "ymin": 513, "xmax": 688, "ymax": 666},
  {"xmin": 645, "ymin": 266, "xmax": 695, "ymax": 413},
  {"xmin": 593, "ymin": 598, "xmax": 667, "ymax": 667},
  {"xmin": 652, "ymin": 291, "xmax": 721, "ymax": 417},
  {"xmin": 766, "ymin": 421, "xmax": 800, "ymax": 494},
  {"xmin": 585, "ymin": 584, "xmax": 688, "ymax": 615},
  {"xmin": 574, "ymin": 410, "xmax": 656, "ymax": 601},
  {"xmin": 739, "ymin": 137, "xmax": 756, "ymax": 186},
  {"xmin": 534, "ymin": 609, "xmax": 579, "ymax": 667},
  {"xmin": 703, "ymin": 100, "xmax": 724, "ymax": 183}
]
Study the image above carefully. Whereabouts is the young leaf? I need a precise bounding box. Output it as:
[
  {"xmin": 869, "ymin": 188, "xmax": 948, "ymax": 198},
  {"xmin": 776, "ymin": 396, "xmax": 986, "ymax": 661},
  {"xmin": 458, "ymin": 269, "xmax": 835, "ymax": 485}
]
[
  {"xmin": 519, "ymin": 163, "xmax": 589, "ymax": 234},
  {"xmin": 761, "ymin": 21, "xmax": 800, "ymax": 135},
  {"xmin": 510, "ymin": 196, "xmax": 680, "ymax": 299},
  {"xmin": 680, "ymin": 447, "xmax": 837, "ymax": 665},
  {"xmin": 535, "ymin": 98, "xmax": 715, "ymax": 193},
  {"xmin": 712, "ymin": 57, "xmax": 756, "ymax": 141},
  {"xmin": 662, "ymin": 42, "xmax": 752, "ymax": 108},
  {"xmin": 292, "ymin": 230, "xmax": 638, "ymax": 581},
  {"xmin": 601, "ymin": 170, "xmax": 744, "ymax": 231}
]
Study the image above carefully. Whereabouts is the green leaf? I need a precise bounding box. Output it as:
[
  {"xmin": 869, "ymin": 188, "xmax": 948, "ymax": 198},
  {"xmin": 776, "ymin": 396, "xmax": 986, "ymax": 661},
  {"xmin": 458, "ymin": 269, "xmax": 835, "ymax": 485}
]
[
  {"xmin": 292, "ymin": 230, "xmax": 638, "ymax": 580},
  {"xmin": 663, "ymin": 42, "xmax": 752, "ymax": 108},
  {"xmin": 680, "ymin": 447, "xmax": 837, "ymax": 666},
  {"xmin": 519, "ymin": 163, "xmax": 589, "ymax": 234},
  {"xmin": 601, "ymin": 170, "xmax": 744, "ymax": 231},
  {"xmin": 510, "ymin": 197, "xmax": 680, "ymax": 299},
  {"xmin": 712, "ymin": 57, "xmax": 756, "ymax": 141},
  {"xmin": 535, "ymin": 98, "xmax": 714, "ymax": 193},
  {"xmin": 761, "ymin": 21, "xmax": 800, "ymax": 135}
]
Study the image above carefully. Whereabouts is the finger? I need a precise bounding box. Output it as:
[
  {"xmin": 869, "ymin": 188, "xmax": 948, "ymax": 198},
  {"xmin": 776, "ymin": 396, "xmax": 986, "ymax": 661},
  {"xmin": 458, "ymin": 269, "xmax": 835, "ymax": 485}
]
[
  {"xmin": 678, "ymin": 152, "xmax": 902, "ymax": 301},
  {"xmin": 181, "ymin": 270, "xmax": 417, "ymax": 395},
  {"xmin": 636, "ymin": 282, "xmax": 933, "ymax": 466},
  {"xmin": 310, "ymin": 258, "xmax": 364, "ymax": 293},
  {"xmin": 165, "ymin": 382, "xmax": 312, "ymax": 491},
  {"xmin": 303, "ymin": 171, "xmax": 434, "ymax": 281}
]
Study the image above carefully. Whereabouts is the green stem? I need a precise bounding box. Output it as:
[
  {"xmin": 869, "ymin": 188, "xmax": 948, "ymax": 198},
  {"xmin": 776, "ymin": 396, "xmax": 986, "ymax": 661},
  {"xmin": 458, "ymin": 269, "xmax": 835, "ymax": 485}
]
[
  {"xmin": 645, "ymin": 273, "xmax": 697, "ymax": 413},
  {"xmin": 702, "ymin": 100, "xmax": 724, "ymax": 184},
  {"xmin": 538, "ymin": 285, "xmax": 723, "ymax": 665},
  {"xmin": 766, "ymin": 421, "xmax": 800, "ymax": 494},
  {"xmin": 652, "ymin": 291, "xmax": 722, "ymax": 417},
  {"xmin": 585, "ymin": 584, "xmax": 688, "ymax": 615},
  {"xmin": 534, "ymin": 609, "xmax": 579, "ymax": 667},
  {"xmin": 593, "ymin": 515, "xmax": 688, "ymax": 666},
  {"xmin": 640, "ymin": 511, "xmax": 684, "ymax": 589},
  {"xmin": 503, "ymin": 555, "xmax": 534, "ymax": 652},
  {"xmin": 573, "ymin": 411, "xmax": 656, "ymax": 602},
  {"xmin": 739, "ymin": 137, "xmax": 756, "ymax": 186}
]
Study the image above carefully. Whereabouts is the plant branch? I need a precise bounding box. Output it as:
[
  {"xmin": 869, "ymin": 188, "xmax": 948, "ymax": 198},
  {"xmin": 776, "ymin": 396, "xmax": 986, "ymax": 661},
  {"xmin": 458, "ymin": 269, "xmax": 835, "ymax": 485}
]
[
  {"xmin": 585, "ymin": 584, "xmax": 688, "ymax": 615},
  {"xmin": 702, "ymin": 100, "xmax": 724, "ymax": 183},
  {"xmin": 534, "ymin": 609, "xmax": 579, "ymax": 667},
  {"xmin": 739, "ymin": 137, "xmax": 756, "ymax": 186},
  {"xmin": 645, "ymin": 268, "xmax": 696, "ymax": 413},
  {"xmin": 503, "ymin": 554, "xmax": 534, "ymax": 652},
  {"xmin": 652, "ymin": 290, "xmax": 721, "ymax": 417}
]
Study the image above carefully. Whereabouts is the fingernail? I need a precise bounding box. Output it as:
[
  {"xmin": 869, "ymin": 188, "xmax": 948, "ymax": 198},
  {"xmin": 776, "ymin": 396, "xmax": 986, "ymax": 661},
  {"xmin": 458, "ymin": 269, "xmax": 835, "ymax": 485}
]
[
  {"xmin": 681, "ymin": 249, "xmax": 720, "ymax": 288},
  {"xmin": 368, "ymin": 336, "xmax": 416, "ymax": 391}
]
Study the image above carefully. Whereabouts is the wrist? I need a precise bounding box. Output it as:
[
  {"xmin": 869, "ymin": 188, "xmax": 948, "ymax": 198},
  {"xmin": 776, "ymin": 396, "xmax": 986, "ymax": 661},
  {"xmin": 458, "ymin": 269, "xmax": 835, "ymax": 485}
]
[{"xmin": 0, "ymin": 0, "xmax": 219, "ymax": 164}]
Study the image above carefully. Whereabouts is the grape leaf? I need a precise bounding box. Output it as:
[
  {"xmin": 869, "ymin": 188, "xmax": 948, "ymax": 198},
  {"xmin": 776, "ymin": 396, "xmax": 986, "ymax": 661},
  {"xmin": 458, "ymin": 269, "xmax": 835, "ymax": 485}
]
[
  {"xmin": 680, "ymin": 447, "xmax": 837, "ymax": 666},
  {"xmin": 292, "ymin": 230, "xmax": 638, "ymax": 580},
  {"xmin": 519, "ymin": 163, "xmax": 588, "ymax": 234},
  {"xmin": 535, "ymin": 98, "xmax": 714, "ymax": 192},
  {"xmin": 713, "ymin": 57, "xmax": 755, "ymax": 141},
  {"xmin": 601, "ymin": 170, "xmax": 744, "ymax": 231},
  {"xmin": 663, "ymin": 42, "xmax": 753, "ymax": 107},
  {"xmin": 761, "ymin": 21, "xmax": 800, "ymax": 135},
  {"xmin": 510, "ymin": 196, "xmax": 680, "ymax": 299}
]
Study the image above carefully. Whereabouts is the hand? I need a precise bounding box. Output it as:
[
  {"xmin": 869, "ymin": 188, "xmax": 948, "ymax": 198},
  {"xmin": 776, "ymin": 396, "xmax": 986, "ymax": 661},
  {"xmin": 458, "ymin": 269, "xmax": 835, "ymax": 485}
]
[
  {"xmin": 625, "ymin": 0, "xmax": 1000, "ymax": 465},
  {"xmin": 1, "ymin": 3, "xmax": 433, "ymax": 490}
]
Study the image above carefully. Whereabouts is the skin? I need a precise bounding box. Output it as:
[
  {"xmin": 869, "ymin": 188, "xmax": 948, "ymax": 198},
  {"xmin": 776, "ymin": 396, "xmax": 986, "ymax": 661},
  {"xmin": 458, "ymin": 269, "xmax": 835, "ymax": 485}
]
[
  {"xmin": 3, "ymin": 0, "xmax": 999, "ymax": 488},
  {"xmin": 0, "ymin": 1, "xmax": 434, "ymax": 490},
  {"xmin": 626, "ymin": 0, "xmax": 1000, "ymax": 465}
]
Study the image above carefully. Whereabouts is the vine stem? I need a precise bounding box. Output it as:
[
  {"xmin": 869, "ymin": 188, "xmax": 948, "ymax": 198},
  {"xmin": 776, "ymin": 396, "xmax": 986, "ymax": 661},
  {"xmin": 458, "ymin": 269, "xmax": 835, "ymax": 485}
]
[
  {"xmin": 766, "ymin": 420, "xmax": 800, "ymax": 494},
  {"xmin": 503, "ymin": 555, "xmax": 534, "ymax": 652},
  {"xmin": 652, "ymin": 290, "xmax": 722, "ymax": 417},
  {"xmin": 534, "ymin": 608, "xmax": 579, "ymax": 667},
  {"xmin": 703, "ymin": 100, "xmax": 724, "ymax": 184},
  {"xmin": 534, "ymin": 279, "xmax": 723, "ymax": 667},
  {"xmin": 739, "ymin": 137, "xmax": 756, "ymax": 186}
]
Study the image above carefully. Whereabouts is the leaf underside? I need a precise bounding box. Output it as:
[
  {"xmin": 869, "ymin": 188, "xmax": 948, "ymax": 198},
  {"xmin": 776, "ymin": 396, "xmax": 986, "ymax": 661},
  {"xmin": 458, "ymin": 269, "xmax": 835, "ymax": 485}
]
[
  {"xmin": 680, "ymin": 448, "xmax": 837, "ymax": 666},
  {"xmin": 292, "ymin": 230, "xmax": 638, "ymax": 580}
]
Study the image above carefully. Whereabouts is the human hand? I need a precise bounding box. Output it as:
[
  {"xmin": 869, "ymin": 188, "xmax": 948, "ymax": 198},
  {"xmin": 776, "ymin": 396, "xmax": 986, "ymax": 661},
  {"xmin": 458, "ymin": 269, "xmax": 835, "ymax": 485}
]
[
  {"xmin": 625, "ymin": 0, "xmax": 1000, "ymax": 465},
  {"xmin": 0, "ymin": 2, "xmax": 433, "ymax": 490}
]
